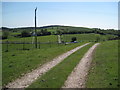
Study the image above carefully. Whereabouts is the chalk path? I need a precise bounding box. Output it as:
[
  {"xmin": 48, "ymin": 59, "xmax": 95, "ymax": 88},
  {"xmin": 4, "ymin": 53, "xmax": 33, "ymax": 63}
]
[
  {"xmin": 62, "ymin": 43, "xmax": 100, "ymax": 88},
  {"xmin": 5, "ymin": 43, "xmax": 90, "ymax": 88}
]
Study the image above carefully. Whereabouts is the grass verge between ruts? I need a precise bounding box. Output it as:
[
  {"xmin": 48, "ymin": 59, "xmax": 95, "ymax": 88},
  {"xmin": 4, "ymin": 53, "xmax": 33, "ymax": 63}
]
[
  {"xmin": 3, "ymin": 42, "xmax": 86, "ymax": 86},
  {"xmin": 27, "ymin": 43, "xmax": 94, "ymax": 88}
]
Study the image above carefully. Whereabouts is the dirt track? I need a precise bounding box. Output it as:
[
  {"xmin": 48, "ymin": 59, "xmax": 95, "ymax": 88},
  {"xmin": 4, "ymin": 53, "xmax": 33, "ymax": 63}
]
[
  {"xmin": 5, "ymin": 43, "xmax": 90, "ymax": 88},
  {"xmin": 62, "ymin": 43, "xmax": 100, "ymax": 88}
]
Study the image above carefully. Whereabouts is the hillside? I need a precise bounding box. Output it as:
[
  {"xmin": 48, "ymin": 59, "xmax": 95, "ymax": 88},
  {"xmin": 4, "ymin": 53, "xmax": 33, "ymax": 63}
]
[{"xmin": 1, "ymin": 25, "xmax": 119, "ymax": 41}]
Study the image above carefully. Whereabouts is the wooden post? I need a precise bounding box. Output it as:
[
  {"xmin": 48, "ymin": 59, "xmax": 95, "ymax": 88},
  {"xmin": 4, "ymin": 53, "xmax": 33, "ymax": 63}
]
[
  {"xmin": 23, "ymin": 39, "xmax": 25, "ymax": 50},
  {"xmin": 39, "ymin": 42, "xmax": 40, "ymax": 49},
  {"xmin": 6, "ymin": 40, "xmax": 8, "ymax": 52},
  {"xmin": 35, "ymin": 7, "xmax": 37, "ymax": 48},
  {"xmin": 49, "ymin": 41, "xmax": 51, "ymax": 48}
]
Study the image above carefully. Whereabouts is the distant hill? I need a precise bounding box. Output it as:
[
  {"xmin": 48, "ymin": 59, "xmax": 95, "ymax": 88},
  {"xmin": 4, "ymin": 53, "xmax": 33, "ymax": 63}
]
[
  {"xmin": 1, "ymin": 25, "xmax": 117, "ymax": 31},
  {"xmin": 1, "ymin": 25, "xmax": 119, "ymax": 36}
]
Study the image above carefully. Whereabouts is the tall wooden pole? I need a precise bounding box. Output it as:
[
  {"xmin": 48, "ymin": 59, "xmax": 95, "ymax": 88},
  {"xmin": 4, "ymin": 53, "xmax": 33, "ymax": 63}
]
[{"xmin": 35, "ymin": 7, "xmax": 37, "ymax": 48}]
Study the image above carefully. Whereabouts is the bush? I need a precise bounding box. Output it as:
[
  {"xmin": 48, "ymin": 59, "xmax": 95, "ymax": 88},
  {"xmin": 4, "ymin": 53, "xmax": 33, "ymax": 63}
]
[
  {"xmin": 2, "ymin": 31, "xmax": 9, "ymax": 39},
  {"xmin": 37, "ymin": 29, "xmax": 51, "ymax": 36},
  {"xmin": 21, "ymin": 30, "xmax": 31, "ymax": 37},
  {"xmin": 71, "ymin": 37, "xmax": 77, "ymax": 42}
]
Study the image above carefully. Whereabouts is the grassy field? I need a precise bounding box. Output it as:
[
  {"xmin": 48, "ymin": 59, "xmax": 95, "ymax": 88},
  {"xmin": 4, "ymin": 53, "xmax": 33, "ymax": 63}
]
[
  {"xmin": 2, "ymin": 35, "xmax": 57, "ymax": 43},
  {"xmin": 2, "ymin": 33, "xmax": 117, "ymax": 43},
  {"xmin": 2, "ymin": 43, "xmax": 64, "ymax": 52},
  {"xmin": 2, "ymin": 33, "xmax": 116, "ymax": 52},
  {"xmin": 2, "ymin": 33, "xmax": 118, "ymax": 88},
  {"xmin": 86, "ymin": 40, "xmax": 118, "ymax": 88},
  {"xmin": 2, "ymin": 42, "xmax": 87, "ymax": 86},
  {"xmin": 27, "ymin": 43, "xmax": 94, "ymax": 88},
  {"xmin": 63, "ymin": 34, "xmax": 116, "ymax": 42},
  {"xmin": 0, "ymin": 43, "xmax": 2, "ymax": 88}
]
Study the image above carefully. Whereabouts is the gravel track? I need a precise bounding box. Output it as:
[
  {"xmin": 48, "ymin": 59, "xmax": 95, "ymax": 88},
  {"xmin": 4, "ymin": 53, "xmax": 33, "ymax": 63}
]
[
  {"xmin": 5, "ymin": 43, "xmax": 90, "ymax": 88},
  {"xmin": 62, "ymin": 43, "xmax": 100, "ymax": 88}
]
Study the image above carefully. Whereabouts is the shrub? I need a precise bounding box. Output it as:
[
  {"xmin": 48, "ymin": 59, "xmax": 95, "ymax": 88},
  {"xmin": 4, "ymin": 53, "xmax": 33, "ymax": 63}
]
[
  {"xmin": 2, "ymin": 31, "xmax": 9, "ymax": 39},
  {"xmin": 21, "ymin": 30, "xmax": 31, "ymax": 37},
  {"xmin": 37, "ymin": 29, "xmax": 51, "ymax": 36},
  {"xmin": 71, "ymin": 37, "xmax": 77, "ymax": 42}
]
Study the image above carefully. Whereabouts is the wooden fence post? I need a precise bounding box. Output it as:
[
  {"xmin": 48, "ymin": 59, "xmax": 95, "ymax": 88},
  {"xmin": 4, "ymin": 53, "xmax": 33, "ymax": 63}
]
[
  {"xmin": 39, "ymin": 42, "xmax": 40, "ymax": 49},
  {"xmin": 23, "ymin": 40, "xmax": 25, "ymax": 50},
  {"xmin": 6, "ymin": 40, "xmax": 8, "ymax": 52}
]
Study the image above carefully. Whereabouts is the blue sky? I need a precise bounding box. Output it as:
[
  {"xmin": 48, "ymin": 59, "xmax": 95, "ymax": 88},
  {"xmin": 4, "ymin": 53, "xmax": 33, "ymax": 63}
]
[{"xmin": 2, "ymin": 2, "xmax": 118, "ymax": 29}]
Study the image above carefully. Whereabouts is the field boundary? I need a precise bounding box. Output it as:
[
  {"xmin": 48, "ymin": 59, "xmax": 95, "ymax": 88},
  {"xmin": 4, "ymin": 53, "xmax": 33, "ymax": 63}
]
[{"xmin": 5, "ymin": 43, "xmax": 90, "ymax": 88}]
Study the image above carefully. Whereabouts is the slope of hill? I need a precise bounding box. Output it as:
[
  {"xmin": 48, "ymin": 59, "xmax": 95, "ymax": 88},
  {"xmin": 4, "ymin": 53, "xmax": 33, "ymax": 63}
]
[{"xmin": 1, "ymin": 25, "xmax": 119, "ymax": 40}]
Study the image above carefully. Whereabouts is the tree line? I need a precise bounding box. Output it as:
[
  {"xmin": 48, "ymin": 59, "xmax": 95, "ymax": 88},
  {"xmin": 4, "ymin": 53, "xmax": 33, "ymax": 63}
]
[{"xmin": 1, "ymin": 26, "xmax": 119, "ymax": 39}]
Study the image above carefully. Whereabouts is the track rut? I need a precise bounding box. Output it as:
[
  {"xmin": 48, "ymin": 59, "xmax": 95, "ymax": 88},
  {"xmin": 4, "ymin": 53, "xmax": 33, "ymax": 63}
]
[
  {"xmin": 5, "ymin": 43, "xmax": 90, "ymax": 88},
  {"xmin": 62, "ymin": 43, "xmax": 100, "ymax": 88}
]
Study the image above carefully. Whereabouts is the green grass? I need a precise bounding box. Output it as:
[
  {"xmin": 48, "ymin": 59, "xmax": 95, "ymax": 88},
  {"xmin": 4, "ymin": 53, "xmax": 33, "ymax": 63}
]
[
  {"xmin": 2, "ymin": 42, "xmax": 87, "ymax": 86},
  {"xmin": 2, "ymin": 35, "xmax": 58, "ymax": 43},
  {"xmin": 2, "ymin": 33, "xmax": 116, "ymax": 53},
  {"xmin": 27, "ymin": 43, "xmax": 94, "ymax": 88},
  {"xmin": 2, "ymin": 33, "xmax": 118, "ymax": 87},
  {"xmin": 64, "ymin": 34, "xmax": 117, "ymax": 42},
  {"xmin": 0, "ymin": 43, "xmax": 2, "ymax": 88},
  {"xmin": 2, "ymin": 43, "xmax": 64, "ymax": 52},
  {"xmin": 86, "ymin": 40, "xmax": 118, "ymax": 88},
  {"xmin": 2, "ymin": 34, "xmax": 117, "ymax": 43}
]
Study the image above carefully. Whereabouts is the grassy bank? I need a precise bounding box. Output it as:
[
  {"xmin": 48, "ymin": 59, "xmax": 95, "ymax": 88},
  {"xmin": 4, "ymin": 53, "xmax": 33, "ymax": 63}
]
[
  {"xmin": 27, "ymin": 43, "xmax": 94, "ymax": 88},
  {"xmin": 2, "ymin": 42, "xmax": 86, "ymax": 86},
  {"xmin": 86, "ymin": 40, "xmax": 118, "ymax": 88}
]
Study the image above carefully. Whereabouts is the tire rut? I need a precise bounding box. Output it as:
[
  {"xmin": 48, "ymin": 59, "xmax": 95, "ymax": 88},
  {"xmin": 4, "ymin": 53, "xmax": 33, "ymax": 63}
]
[
  {"xmin": 62, "ymin": 43, "xmax": 100, "ymax": 88},
  {"xmin": 5, "ymin": 43, "xmax": 90, "ymax": 88}
]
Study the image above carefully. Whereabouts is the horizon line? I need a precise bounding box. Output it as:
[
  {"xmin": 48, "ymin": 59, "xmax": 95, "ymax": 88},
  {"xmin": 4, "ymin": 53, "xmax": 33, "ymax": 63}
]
[{"xmin": 1, "ymin": 25, "xmax": 118, "ymax": 30}]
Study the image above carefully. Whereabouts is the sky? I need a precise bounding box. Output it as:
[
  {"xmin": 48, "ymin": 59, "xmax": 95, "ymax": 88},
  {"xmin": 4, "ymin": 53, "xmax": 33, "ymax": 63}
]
[{"xmin": 2, "ymin": 2, "xmax": 118, "ymax": 29}]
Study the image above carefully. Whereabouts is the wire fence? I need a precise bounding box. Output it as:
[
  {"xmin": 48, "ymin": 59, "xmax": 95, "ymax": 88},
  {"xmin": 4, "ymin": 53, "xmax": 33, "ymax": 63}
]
[{"xmin": 2, "ymin": 41, "xmax": 68, "ymax": 52}]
